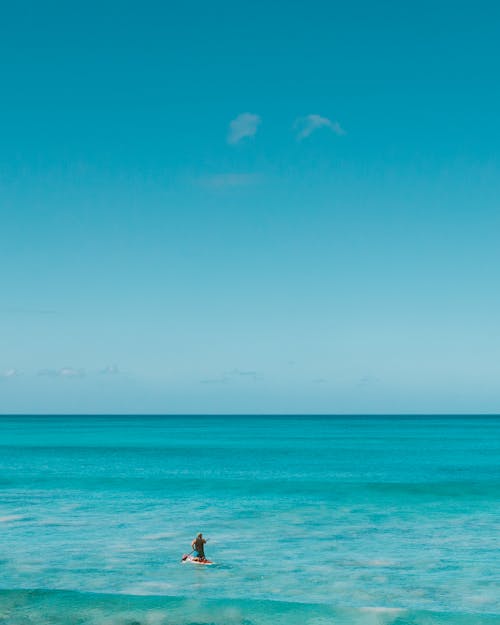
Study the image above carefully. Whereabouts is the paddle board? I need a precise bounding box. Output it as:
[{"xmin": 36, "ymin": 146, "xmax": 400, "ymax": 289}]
[{"xmin": 182, "ymin": 554, "xmax": 214, "ymax": 565}]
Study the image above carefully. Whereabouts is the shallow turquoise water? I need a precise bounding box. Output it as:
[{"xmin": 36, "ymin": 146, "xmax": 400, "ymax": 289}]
[{"xmin": 0, "ymin": 416, "xmax": 499, "ymax": 624}]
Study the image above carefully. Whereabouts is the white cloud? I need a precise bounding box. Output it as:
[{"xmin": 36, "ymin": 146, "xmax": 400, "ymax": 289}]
[
  {"xmin": 295, "ymin": 114, "xmax": 346, "ymax": 140},
  {"xmin": 199, "ymin": 173, "xmax": 261, "ymax": 189},
  {"xmin": 38, "ymin": 367, "xmax": 85, "ymax": 378},
  {"xmin": 219, "ymin": 368, "xmax": 261, "ymax": 383},
  {"xmin": 226, "ymin": 368, "xmax": 258, "ymax": 378},
  {"xmin": 100, "ymin": 364, "xmax": 120, "ymax": 375},
  {"xmin": 1, "ymin": 368, "xmax": 21, "ymax": 378},
  {"xmin": 200, "ymin": 368, "xmax": 261, "ymax": 384},
  {"xmin": 59, "ymin": 367, "xmax": 85, "ymax": 378},
  {"xmin": 227, "ymin": 113, "xmax": 261, "ymax": 145}
]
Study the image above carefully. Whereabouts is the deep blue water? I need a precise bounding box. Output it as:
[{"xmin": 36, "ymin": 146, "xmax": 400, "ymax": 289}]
[{"xmin": 0, "ymin": 415, "xmax": 499, "ymax": 624}]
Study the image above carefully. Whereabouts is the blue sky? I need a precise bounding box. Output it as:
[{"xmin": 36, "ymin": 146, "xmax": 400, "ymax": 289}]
[{"xmin": 1, "ymin": 0, "xmax": 500, "ymax": 413}]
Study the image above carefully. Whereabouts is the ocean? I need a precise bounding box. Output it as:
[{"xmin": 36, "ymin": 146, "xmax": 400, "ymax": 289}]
[{"xmin": 0, "ymin": 415, "xmax": 498, "ymax": 624}]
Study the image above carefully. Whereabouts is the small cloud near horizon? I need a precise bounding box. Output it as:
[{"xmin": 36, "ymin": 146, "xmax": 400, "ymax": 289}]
[
  {"xmin": 100, "ymin": 364, "xmax": 120, "ymax": 375},
  {"xmin": 233, "ymin": 369, "xmax": 257, "ymax": 376},
  {"xmin": 227, "ymin": 113, "xmax": 261, "ymax": 145},
  {"xmin": 200, "ymin": 368, "xmax": 261, "ymax": 384},
  {"xmin": 38, "ymin": 367, "xmax": 85, "ymax": 378},
  {"xmin": 226, "ymin": 368, "xmax": 259, "ymax": 381},
  {"xmin": 1, "ymin": 368, "xmax": 21, "ymax": 378},
  {"xmin": 295, "ymin": 114, "xmax": 345, "ymax": 140}
]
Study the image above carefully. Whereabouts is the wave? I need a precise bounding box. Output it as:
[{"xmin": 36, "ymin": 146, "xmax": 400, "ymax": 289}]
[
  {"xmin": 1, "ymin": 475, "xmax": 499, "ymax": 499},
  {"xmin": 0, "ymin": 589, "xmax": 498, "ymax": 625}
]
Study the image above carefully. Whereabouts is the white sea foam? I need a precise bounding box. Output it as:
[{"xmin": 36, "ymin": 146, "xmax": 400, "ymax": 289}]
[
  {"xmin": 357, "ymin": 607, "xmax": 406, "ymax": 625},
  {"xmin": 0, "ymin": 514, "xmax": 26, "ymax": 523},
  {"xmin": 360, "ymin": 606, "xmax": 404, "ymax": 613},
  {"xmin": 142, "ymin": 532, "xmax": 176, "ymax": 540},
  {"xmin": 120, "ymin": 582, "xmax": 175, "ymax": 595}
]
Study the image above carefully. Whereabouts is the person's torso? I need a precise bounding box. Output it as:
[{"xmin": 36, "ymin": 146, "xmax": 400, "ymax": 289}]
[{"xmin": 194, "ymin": 538, "xmax": 205, "ymax": 551}]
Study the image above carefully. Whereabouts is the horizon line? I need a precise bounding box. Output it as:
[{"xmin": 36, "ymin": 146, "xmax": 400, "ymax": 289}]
[{"xmin": 1, "ymin": 413, "xmax": 499, "ymax": 418}]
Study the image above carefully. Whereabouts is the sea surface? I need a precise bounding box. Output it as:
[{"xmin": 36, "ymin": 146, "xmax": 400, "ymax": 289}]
[{"xmin": 0, "ymin": 415, "xmax": 498, "ymax": 625}]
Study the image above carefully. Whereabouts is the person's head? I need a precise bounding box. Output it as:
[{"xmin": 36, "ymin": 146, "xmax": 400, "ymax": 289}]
[{"xmin": 198, "ymin": 533, "xmax": 203, "ymax": 538}]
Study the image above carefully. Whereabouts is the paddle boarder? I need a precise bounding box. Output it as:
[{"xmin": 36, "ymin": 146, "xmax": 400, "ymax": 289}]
[{"xmin": 191, "ymin": 532, "xmax": 207, "ymax": 561}]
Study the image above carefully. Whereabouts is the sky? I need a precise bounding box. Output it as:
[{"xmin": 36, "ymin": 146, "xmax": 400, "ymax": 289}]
[{"xmin": 1, "ymin": 0, "xmax": 500, "ymax": 414}]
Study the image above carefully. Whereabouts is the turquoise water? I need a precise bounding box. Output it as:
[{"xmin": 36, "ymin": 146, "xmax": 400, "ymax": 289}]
[{"xmin": 0, "ymin": 415, "xmax": 499, "ymax": 624}]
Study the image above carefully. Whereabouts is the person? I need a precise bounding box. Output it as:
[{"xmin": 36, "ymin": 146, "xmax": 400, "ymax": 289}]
[{"xmin": 191, "ymin": 533, "xmax": 207, "ymax": 561}]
